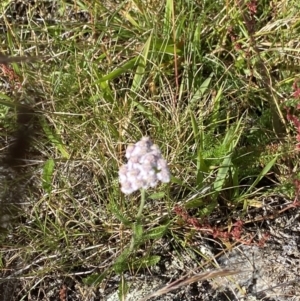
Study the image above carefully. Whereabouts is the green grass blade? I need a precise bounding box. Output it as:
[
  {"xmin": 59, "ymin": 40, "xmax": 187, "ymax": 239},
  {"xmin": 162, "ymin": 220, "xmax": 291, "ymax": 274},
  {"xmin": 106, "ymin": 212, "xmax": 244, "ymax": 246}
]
[
  {"xmin": 189, "ymin": 74, "xmax": 213, "ymax": 107},
  {"xmin": 213, "ymin": 154, "xmax": 232, "ymax": 194},
  {"xmin": 210, "ymin": 84, "xmax": 224, "ymax": 127},
  {"xmin": 246, "ymin": 156, "xmax": 278, "ymax": 193},
  {"xmin": 96, "ymin": 57, "xmax": 138, "ymax": 83},
  {"xmin": 163, "ymin": 0, "xmax": 173, "ymax": 36},
  {"xmin": 42, "ymin": 158, "xmax": 55, "ymax": 193},
  {"xmin": 41, "ymin": 119, "xmax": 70, "ymax": 159},
  {"xmin": 82, "ymin": 270, "xmax": 110, "ymax": 286},
  {"xmin": 131, "ymin": 34, "xmax": 152, "ymax": 93}
]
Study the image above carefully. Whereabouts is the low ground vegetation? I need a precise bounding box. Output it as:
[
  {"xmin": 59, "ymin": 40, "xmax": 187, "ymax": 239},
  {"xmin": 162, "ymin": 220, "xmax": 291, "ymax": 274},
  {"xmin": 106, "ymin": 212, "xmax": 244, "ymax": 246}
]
[{"xmin": 0, "ymin": 0, "xmax": 299, "ymax": 300}]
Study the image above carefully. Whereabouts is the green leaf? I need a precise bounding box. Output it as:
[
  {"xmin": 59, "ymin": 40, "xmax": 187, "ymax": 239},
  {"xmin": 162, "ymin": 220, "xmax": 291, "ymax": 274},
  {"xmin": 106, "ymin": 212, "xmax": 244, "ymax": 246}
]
[
  {"xmin": 212, "ymin": 116, "xmax": 245, "ymax": 198},
  {"xmin": 190, "ymin": 110, "xmax": 208, "ymax": 185},
  {"xmin": 189, "ymin": 74, "xmax": 213, "ymax": 107},
  {"xmin": 189, "ymin": 110, "xmax": 199, "ymax": 142},
  {"xmin": 42, "ymin": 159, "xmax": 55, "ymax": 193},
  {"xmin": 122, "ymin": 10, "xmax": 141, "ymax": 29},
  {"xmin": 210, "ymin": 84, "xmax": 224, "ymax": 128},
  {"xmin": 152, "ymin": 40, "xmax": 183, "ymax": 55},
  {"xmin": 0, "ymin": 94, "xmax": 13, "ymax": 103},
  {"xmin": 246, "ymin": 156, "xmax": 278, "ymax": 193},
  {"xmin": 143, "ymin": 224, "xmax": 169, "ymax": 240},
  {"xmin": 131, "ymin": 34, "xmax": 152, "ymax": 93},
  {"xmin": 148, "ymin": 192, "xmax": 166, "ymax": 200},
  {"xmin": 198, "ymin": 201, "xmax": 217, "ymax": 217},
  {"xmin": 129, "ymin": 35, "xmax": 162, "ymax": 126},
  {"xmin": 133, "ymin": 223, "xmax": 143, "ymax": 241},
  {"xmin": 82, "ymin": 270, "xmax": 110, "ymax": 286},
  {"xmin": 131, "ymin": 99, "xmax": 160, "ymax": 126},
  {"xmin": 185, "ymin": 198, "xmax": 205, "ymax": 209},
  {"xmin": 97, "ymin": 79, "xmax": 114, "ymax": 103},
  {"xmin": 113, "ymin": 260, "xmax": 129, "ymax": 275},
  {"xmin": 113, "ymin": 248, "xmax": 131, "ymax": 274},
  {"xmin": 131, "ymin": 255, "xmax": 161, "ymax": 269},
  {"xmin": 96, "ymin": 57, "xmax": 138, "ymax": 83},
  {"xmin": 110, "ymin": 201, "xmax": 131, "ymax": 226},
  {"xmin": 163, "ymin": 0, "xmax": 173, "ymax": 36},
  {"xmin": 213, "ymin": 154, "xmax": 232, "ymax": 193},
  {"xmin": 41, "ymin": 118, "xmax": 70, "ymax": 159}
]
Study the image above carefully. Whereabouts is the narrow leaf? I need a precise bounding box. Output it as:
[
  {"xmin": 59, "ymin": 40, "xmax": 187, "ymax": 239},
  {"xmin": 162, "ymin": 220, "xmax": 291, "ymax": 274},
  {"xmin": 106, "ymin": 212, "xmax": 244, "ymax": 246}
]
[
  {"xmin": 41, "ymin": 119, "xmax": 69, "ymax": 159},
  {"xmin": 143, "ymin": 225, "xmax": 169, "ymax": 240},
  {"xmin": 131, "ymin": 255, "xmax": 161, "ymax": 269},
  {"xmin": 113, "ymin": 248, "xmax": 131, "ymax": 274},
  {"xmin": 131, "ymin": 34, "xmax": 152, "ymax": 93},
  {"xmin": 96, "ymin": 57, "xmax": 138, "ymax": 83},
  {"xmin": 42, "ymin": 159, "xmax": 55, "ymax": 193},
  {"xmin": 163, "ymin": 0, "xmax": 173, "ymax": 36},
  {"xmin": 133, "ymin": 223, "xmax": 143, "ymax": 241},
  {"xmin": 189, "ymin": 74, "xmax": 213, "ymax": 106},
  {"xmin": 82, "ymin": 270, "xmax": 110, "ymax": 286},
  {"xmin": 246, "ymin": 156, "xmax": 278, "ymax": 193},
  {"xmin": 213, "ymin": 155, "xmax": 232, "ymax": 193},
  {"xmin": 148, "ymin": 192, "xmax": 166, "ymax": 200}
]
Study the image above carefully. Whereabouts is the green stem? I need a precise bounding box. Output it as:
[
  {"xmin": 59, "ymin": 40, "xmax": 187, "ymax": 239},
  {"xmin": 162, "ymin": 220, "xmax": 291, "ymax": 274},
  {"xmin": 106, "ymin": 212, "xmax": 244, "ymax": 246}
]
[
  {"xmin": 128, "ymin": 189, "xmax": 146, "ymax": 252},
  {"xmin": 136, "ymin": 188, "xmax": 146, "ymax": 221}
]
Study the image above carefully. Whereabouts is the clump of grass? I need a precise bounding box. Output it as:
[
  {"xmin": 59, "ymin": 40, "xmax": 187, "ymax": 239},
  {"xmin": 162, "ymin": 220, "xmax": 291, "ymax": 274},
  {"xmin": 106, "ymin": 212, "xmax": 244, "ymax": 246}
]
[{"xmin": 1, "ymin": 0, "xmax": 300, "ymax": 300}]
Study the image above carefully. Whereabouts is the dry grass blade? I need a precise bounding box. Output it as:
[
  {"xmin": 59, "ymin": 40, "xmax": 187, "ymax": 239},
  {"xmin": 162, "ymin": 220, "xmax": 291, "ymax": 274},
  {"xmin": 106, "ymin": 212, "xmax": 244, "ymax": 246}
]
[
  {"xmin": 138, "ymin": 268, "xmax": 244, "ymax": 301},
  {"xmin": 0, "ymin": 55, "xmax": 42, "ymax": 64}
]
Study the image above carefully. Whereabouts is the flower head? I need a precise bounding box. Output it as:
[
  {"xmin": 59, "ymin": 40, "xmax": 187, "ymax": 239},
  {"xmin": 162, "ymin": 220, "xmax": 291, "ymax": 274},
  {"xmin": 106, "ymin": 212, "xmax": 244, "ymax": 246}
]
[{"xmin": 119, "ymin": 137, "xmax": 170, "ymax": 194}]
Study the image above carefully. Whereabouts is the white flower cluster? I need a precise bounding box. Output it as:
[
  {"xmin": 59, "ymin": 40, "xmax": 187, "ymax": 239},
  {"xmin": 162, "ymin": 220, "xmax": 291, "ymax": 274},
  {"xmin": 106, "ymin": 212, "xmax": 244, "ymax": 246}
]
[{"xmin": 119, "ymin": 137, "xmax": 171, "ymax": 194}]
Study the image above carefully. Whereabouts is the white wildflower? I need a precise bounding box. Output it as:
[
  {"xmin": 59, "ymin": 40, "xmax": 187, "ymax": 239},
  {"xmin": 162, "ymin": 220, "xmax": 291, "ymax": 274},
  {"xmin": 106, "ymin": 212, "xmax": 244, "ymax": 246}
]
[{"xmin": 119, "ymin": 137, "xmax": 171, "ymax": 194}]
